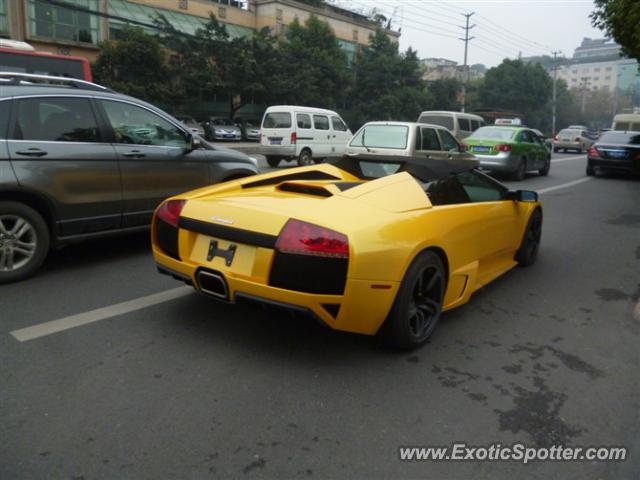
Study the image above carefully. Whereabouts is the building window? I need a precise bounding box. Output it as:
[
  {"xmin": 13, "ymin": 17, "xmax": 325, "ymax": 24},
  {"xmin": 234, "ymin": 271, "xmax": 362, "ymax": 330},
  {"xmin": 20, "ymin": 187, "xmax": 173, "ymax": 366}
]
[
  {"xmin": 603, "ymin": 85, "xmax": 610, "ymax": 92},
  {"xmin": 593, "ymin": 76, "xmax": 599, "ymax": 81},
  {"xmin": 605, "ymin": 75, "xmax": 611, "ymax": 80},
  {"xmin": 218, "ymin": 6, "xmax": 227, "ymax": 19},
  {"xmin": 606, "ymin": 66, "xmax": 612, "ymax": 71},
  {"xmin": 0, "ymin": 0, "xmax": 8, "ymax": 34},
  {"xmin": 352, "ymin": 29, "xmax": 358, "ymax": 41},
  {"xmin": 571, "ymin": 70, "xmax": 577, "ymax": 74},
  {"xmin": 275, "ymin": 22, "xmax": 286, "ymax": 36},
  {"xmin": 178, "ymin": 0, "xmax": 188, "ymax": 10},
  {"xmin": 28, "ymin": 0, "xmax": 99, "ymax": 44},
  {"xmin": 276, "ymin": 8, "xmax": 283, "ymax": 21},
  {"xmin": 583, "ymin": 68, "xmax": 589, "ymax": 73},
  {"xmin": 594, "ymin": 67, "xmax": 600, "ymax": 72}
]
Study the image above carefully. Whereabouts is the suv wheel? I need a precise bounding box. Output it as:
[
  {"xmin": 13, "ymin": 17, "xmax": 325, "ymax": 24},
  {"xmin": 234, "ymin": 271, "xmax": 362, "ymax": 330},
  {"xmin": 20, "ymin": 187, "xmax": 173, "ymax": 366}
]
[
  {"xmin": 0, "ymin": 202, "xmax": 50, "ymax": 284},
  {"xmin": 297, "ymin": 149, "xmax": 314, "ymax": 167},
  {"xmin": 266, "ymin": 156, "xmax": 281, "ymax": 168}
]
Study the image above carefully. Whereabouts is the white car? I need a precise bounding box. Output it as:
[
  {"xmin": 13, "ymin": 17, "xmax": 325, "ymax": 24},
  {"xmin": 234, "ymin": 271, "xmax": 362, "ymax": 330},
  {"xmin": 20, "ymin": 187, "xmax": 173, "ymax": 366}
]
[{"xmin": 260, "ymin": 105, "xmax": 352, "ymax": 167}]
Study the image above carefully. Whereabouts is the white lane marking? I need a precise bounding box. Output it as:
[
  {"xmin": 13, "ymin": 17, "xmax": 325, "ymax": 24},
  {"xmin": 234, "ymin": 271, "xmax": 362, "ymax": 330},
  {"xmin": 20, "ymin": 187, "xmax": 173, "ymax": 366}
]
[
  {"xmin": 538, "ymin": 177, "xmax": 593, "ymax": 194},
  {"xmin": 552, "ymin": 155, "xmax": 585, "ymax": 163},
  {"xmin": 10, "ymin": 286, "xmax": 193, "ymax": 342}
]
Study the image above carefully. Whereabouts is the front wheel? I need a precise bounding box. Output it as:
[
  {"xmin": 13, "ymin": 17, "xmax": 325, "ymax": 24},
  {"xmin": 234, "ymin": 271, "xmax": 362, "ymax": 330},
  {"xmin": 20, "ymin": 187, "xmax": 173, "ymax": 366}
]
[
  {"xmin": 515, "ymin": 208, "xmax": 542, "ymax": 267},
  {"xmin": 0, "ymin": 201, "xmax": 50, "ymax": 284},
  {"xmin": 378, "ymin": 251, "xmax": 446, "ymax": 350},
  {"xmin": 266, "ymin": 156, "xmax": 281, "ymax": 168},
  {"xmin": 297, "ymin": 149, "xmax": 314, "ymax": 167}
]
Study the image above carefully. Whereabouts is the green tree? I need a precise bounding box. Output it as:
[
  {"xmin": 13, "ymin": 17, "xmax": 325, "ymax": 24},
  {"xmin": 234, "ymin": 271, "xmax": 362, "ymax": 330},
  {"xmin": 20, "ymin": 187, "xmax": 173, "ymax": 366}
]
[
  {"xmin": 426, "ymin": 78, "xmax": 461, "ymax": 111},
  {"xmin": 479, "ymin": 59, "xmax": 553, "ymax": 129},
  {"xmin": 92, "ymin": 26, "xmax": 170, "ymax": 105},
  {"xmin": 350, "ymin": 30, "xmax": 431, "ymax": 125},
  {"xmin": 591, "ymin": 0, "xmax": 640, "ymax": 62}
]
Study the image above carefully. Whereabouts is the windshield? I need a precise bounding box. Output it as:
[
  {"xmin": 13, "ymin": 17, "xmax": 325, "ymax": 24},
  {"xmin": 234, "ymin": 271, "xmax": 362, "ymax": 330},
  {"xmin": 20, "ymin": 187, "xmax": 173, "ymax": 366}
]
[
  {"xmin": 418, "ymin": 115, "xmax": 454, "ymax": 130},
  {"xmin": 468, "ymin": 127, "xmax": 516, "ymax": 141},
  {"xmin": 350, "ymin": 125, "xmax": 409, "ymax": 149},
  {"xmin": 262, "ymin": 112, "xmax": 292, "ymax": 128},
  {"xmin": 599, "ymin": 131, "xmax": 640, "ymax": 145}
]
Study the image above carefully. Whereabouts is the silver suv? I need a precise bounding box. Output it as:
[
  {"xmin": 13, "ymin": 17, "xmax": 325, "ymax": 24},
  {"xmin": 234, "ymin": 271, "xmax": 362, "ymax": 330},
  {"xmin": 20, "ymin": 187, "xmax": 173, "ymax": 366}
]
[{"xmin": 0, "ymin": 73, "xmax": 258, "ymax": 283}]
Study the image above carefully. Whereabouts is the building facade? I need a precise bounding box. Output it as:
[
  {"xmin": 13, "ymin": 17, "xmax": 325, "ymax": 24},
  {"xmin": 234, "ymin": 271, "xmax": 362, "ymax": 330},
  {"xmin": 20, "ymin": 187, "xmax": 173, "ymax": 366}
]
[
  {"xmin": 0, "ymin": 0, "xmax": 397, "ymax": 63},
  {"xmin": 420, "ymin": 57, "xmax": 486, "ymax": 82}
]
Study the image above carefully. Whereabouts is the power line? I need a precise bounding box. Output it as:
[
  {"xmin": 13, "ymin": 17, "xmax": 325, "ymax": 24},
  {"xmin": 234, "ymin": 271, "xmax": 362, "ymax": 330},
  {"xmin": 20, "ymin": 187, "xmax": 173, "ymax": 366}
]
[{"xmin": 460, "ymin": 11, "xmax": 475, "ymax": 112}]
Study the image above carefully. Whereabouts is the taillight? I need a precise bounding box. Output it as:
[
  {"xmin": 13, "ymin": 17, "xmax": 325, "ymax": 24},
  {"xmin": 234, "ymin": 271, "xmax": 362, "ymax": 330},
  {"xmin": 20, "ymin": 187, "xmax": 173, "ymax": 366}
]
[
  {"xmin": 553, "ymin": 135, "xmax": 558, "ymax": 141},
  {"xmin": 276, "ymin": 219, "xmax": 348, "ymax": 259},
  {"xmin": 157, "ymin": 199, "xmax": 186, "ymax": 228},
  {"xmin": 291, "ymin": 132, "xmax": 297, "ymax": 144},
  {"xmin": 495, "ymin": 144, "xmax": 512, "ymax": 152},
  {"xmin": 587, "ymin": 146, "xmax": 600, "ymax": 157}
]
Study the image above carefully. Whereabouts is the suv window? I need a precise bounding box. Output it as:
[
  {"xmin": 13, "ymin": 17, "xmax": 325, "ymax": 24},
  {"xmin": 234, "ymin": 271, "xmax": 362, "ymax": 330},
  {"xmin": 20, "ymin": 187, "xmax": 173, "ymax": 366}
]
[
  {"xmin": 438, "ymin": 129, "xmax": 460, "ymax": 152},
  {"xmin": 297, "ymin": 113, "xmax": 311, "ymax": 129},
  {"xmin": 419, "ymin": 127, "xmax": 441, "ymax": 151},
  {"xmin": 313, "ymin": 115, "xmax": 329, "ymax": 130},
  {"xmin": 456, "ymin": 171, "xmax": 506, "ymax": 202},
  {"xmin": 101, "ymin": 100, "xmax": 187, "ymax": 147},
  {"xmin": 13, "ymin": 97, "xmax": 99, "ymax": 142},
  {"xmin": 418, "ymin": 115, "xmax": 454, "ymax": 130},
  {"xmin": 331, "ymin": 116, "xmax": 347, "ymax": 132},
  {"xmin": 0, "ymin": 101, "xmax": 10, "ymax": 139},
  {"xmin": 470, "ymin": 119, "xmax": 480, "ymax": 131},
  {"xmin": 458, "ymin": 118, "xmax": 471, "ymax": 132}
]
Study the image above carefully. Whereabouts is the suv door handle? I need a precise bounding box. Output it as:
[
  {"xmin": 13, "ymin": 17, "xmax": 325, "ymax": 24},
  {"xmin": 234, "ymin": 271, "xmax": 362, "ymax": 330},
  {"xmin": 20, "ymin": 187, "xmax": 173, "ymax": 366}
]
[
  {"xmin": 16, "ymin": 148, "xmax": 47, "ymax": 157},
  {"xmin": 122, "ymin": 150, "xmax": 146, "ymax": 158}
]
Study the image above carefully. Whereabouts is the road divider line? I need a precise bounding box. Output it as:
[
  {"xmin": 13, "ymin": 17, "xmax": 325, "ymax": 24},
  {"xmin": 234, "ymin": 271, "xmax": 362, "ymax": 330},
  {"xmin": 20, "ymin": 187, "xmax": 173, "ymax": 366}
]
[
  {"xmin": 551, "ymin": 155, "xmax": 585, "ymax": 163},
  {"xmin": 10, "ymin": 286, "xmax": 193, "ymax": 342},
  {"xmin": 538, "ymin": 177, "xmax": 593, "ymax": 194}
]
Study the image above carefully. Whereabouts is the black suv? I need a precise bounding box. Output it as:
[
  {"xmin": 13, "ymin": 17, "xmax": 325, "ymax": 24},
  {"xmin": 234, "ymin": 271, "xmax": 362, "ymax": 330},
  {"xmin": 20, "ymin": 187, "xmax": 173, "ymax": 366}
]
[{"xmin": 0, "ymin": 73, "xmax": 258, "ymax": 283}]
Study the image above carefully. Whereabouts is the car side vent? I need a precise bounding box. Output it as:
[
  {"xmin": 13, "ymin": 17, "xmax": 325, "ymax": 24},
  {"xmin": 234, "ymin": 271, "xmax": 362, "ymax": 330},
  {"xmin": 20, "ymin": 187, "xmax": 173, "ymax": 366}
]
[
  {"xmin": 242, "ymin": 171, "xmax": 341, "ymax": 189},
  {"xmin": 277, "ymin": 183, "xmax": 332, "ymax": 197}
]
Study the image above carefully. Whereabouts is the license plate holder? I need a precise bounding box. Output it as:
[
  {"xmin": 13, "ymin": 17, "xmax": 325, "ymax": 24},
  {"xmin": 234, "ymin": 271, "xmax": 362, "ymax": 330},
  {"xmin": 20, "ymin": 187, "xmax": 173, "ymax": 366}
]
[
  {"xmin": 473, "ymin": 146, "xmax": 490, "ymax": 152},
  {"xmin": 207, "ymin": 240, "xmax": 237, "ymax": 266}
]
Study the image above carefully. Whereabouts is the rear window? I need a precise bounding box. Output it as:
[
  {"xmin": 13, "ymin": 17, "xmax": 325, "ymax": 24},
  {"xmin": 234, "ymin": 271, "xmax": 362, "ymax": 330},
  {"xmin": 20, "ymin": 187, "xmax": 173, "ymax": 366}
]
[
  {"xmin": 599, "ymin": 131, "xmax": 640, "ymax": 145},
  {"xmin": 468, "ymin": 127, "xmax": 515, "ymax": 141},
  {"xmin": 614, "ymin": 122, "xmax": 630, "ymax": 131},
  {"xmin": 263, "ymin": 112, "xmax": 291, "ymax": 129},
  {"xmin": 350, "ymin": 125, "xmax": 409, "ymax": 149},
  {"xmin": 458, "ymin": 118, "xmax": 471, "ymax": 132},
  {"xmin": 418, "ymin": 115, "xmax": 454, "ymax": 131},
  {"xmin": 558, "ymin": 129, "xmax": 580, "ymax": 136}
]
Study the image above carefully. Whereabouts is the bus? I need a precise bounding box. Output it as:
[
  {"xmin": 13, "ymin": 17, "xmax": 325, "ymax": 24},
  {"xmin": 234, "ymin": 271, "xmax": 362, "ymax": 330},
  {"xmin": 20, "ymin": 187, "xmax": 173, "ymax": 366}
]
[{"xmin": 0, "ymin": 39, "xmax": 92, "ymax": 81}]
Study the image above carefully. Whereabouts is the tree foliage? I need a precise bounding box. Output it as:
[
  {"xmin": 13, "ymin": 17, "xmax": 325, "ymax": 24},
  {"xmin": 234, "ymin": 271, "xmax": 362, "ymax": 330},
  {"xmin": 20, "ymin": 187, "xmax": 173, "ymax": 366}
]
[{"xmin": 591, "ymin": 0, "xmax": 640, "ymax": 62}]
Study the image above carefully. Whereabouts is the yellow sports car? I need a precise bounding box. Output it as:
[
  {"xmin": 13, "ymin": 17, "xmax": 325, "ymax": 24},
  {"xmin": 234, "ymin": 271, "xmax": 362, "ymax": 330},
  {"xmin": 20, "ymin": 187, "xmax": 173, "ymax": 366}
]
[{"xmin": 152, "ymin": 155, "xmax": 542, "ymax": 349}]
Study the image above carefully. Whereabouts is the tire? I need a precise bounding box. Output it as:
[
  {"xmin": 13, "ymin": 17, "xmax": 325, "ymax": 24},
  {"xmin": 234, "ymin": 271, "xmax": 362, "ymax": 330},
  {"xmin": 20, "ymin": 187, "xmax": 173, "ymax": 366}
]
[
  {"xmin": 539, "ymin": 156, "xmax": 551, "ymax": 176},
  {"xmin": 512, "ymin": 158, "xmax": 526, "ymax": 181},
  {"xmin": 586, "ymin": 163, "xmax": 595, "ymax": 176},
  {"xmin": 297, "ymin": 149, "xmax": 314, "ymax": 167},
  {"xmin": 378, "ymin": 250, "xmax": 447, "ymax": 350},
  {"xmin": 0, "ymin": 201, "xmax": 50, "ymax": 284},
  {"xmin": 266, "ymin": 156, "xmax": 281, "ymax": 168},
  {"xmin": 515, "ymin": 208, "xmax": 542, "ymax": 267},
  {"xmin": 553, "ymin": 147, "xmax": 558, "ymax": 153}
]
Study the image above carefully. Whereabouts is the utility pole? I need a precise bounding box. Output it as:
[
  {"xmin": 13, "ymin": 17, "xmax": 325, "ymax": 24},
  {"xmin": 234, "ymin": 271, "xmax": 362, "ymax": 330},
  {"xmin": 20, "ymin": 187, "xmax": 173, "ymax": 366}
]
[
  {"xmin": 551, "ymin": 50, "xmax": 561, "ymax": 136},
  {"xmin": 459, "ymin": 12, "xmax": 475, "ymax": 113}
]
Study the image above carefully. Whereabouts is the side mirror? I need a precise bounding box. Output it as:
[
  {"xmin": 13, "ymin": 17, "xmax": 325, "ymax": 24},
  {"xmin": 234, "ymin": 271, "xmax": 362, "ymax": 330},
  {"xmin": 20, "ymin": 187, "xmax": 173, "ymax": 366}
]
[
  {"xmin": 508, "ymin": 190, "xmax": 538, "ymax": 202},
  {"xmin": 186, "ymin": 134, "xmax": 201, "ymax": 153},
  {"xmin": 459, "ymin": 143, "xmax": 468, "ymax": 153}
]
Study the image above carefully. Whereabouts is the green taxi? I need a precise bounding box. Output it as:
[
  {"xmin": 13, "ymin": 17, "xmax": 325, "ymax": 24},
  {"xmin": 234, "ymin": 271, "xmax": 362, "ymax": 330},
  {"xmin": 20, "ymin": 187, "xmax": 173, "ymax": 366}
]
[{"xmin": 464, "ymin": 125, "xmax": 551, "ymax": 180}]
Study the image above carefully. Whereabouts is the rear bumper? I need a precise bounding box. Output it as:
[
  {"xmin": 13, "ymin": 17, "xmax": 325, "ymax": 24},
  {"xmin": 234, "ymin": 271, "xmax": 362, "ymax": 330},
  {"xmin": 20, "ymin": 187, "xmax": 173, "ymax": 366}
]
[
  {"xmin": 588, "ymin": 157, "xmax": 639, "ymax": 174},
  {"xmin": 554, "ymin": 141, "xmax": 582, "ymax": 150},
  {"xmin": 153, "ymin": 248, "xmax": 399, "ymax": 336},
  {"xmin": 260, "ymin": 145, "xmax": 296, "ymax": 157},
  {"xmin": 474, "ymin": 152, "xmax": 518, "ymax": 172}
]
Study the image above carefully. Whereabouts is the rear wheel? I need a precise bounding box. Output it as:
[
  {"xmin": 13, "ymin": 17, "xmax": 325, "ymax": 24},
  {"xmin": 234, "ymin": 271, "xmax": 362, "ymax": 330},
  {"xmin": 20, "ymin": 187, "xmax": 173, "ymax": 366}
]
[
  {"xmin": 512, "ymin": 158, "xmax": 526, "ymax": 181},
  {"xmin": 297, "ymin": 149, "xmax": 314, "ymax": 167},
  {"xmin": 379, "ymin": 251, "xmax": 446, "ymax": 350},
  {"xmin": 515, "ymin": 208, "xmax": 542, "ymax": 267},
  {"xmin": 539, "ymin": 156, "xmax": 551, "ymax": 176},
  {"xmin": 553, "ymin": 147, "xmax": 559, "ymax": 153},
  {"xmin": 266, "ymin": 156, "xmax": 281, "ymax": 168},
  {"xmin": 0, "ymin": 201, "xmax": 50, "ymax": 284},
  {"xmin": 586, "ymin": 163, "xmax": 595, "ymax": 176}
]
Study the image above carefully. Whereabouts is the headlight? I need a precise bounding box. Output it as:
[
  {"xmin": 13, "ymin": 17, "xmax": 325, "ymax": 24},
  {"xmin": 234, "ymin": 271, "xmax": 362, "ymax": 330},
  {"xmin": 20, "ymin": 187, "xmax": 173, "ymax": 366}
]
[{"xmin": 247, "ymin": 156, "xmax": 259, "ymax": 167}]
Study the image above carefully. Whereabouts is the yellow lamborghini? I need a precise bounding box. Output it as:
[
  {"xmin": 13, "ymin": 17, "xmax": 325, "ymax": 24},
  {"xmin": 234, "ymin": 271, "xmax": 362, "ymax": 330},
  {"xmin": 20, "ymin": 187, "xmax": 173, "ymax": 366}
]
[{"xmin": 152, "ymin": 155, "xmax": 542, "ymax": 349}]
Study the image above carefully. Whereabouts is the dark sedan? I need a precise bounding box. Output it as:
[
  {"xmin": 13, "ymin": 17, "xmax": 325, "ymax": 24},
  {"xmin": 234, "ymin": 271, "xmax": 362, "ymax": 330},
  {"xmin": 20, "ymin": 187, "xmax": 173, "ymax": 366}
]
[{"xmin": 586, "ymin": 131, "xmax": 640, "ymax": 176}]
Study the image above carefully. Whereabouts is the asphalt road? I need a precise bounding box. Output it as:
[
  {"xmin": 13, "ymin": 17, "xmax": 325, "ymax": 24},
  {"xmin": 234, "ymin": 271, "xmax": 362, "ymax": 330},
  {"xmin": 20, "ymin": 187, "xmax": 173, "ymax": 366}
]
[{"xmin": 1, "ymin": 152, "xmax": 639, "ymax": 479}]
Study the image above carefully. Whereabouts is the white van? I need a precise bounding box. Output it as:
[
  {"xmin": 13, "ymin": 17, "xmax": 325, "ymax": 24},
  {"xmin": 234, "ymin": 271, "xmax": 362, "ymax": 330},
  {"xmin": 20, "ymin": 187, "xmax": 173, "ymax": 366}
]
[
  {"xmin": 260, "ymin": 105, "xmax": 352, "ymax": 167},
  {"xmin": 612, "ymin": 113, "xmax": 640, "ymax": 132},
  {"xmin": 416, "ymin": 110, "xmax": 485, "ymax": 140}
]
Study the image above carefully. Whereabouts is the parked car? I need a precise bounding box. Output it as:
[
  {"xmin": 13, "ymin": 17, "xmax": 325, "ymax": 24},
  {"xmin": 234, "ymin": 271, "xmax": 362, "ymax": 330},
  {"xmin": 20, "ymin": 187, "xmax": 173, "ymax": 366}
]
[
  {"xmin": 553, "ymin": 128, "xmax": 594, "ymax": 153},
  {"xmin": 203, "ymin": 117, "xmax": 242, "ymax": 141},
  {"xmin": 464, "ymin": 126, "xmax": 551, "ymax": 180},
  {"xmin": 236, "ymin": 118, "xmax": 261, "ymax": 141},
  {"xmin": 260, "ymin": 105, "xmax": 352, "ymax": 167},
  {"xmin": 345, "ymin": 121, "xmax": 475, "ymax": 163},
  {"xmin": 416, "ymin": 111, "xmax": 486, "ymax": 140},
  {"xmin": 0, "ymin": 72, "xmax": 258, "ymax": 283},
  {"xmin": 586, "ymin": 130, "xmax": 640, "ymax": 177},
  {"xmin": 175, "ymin": 114, "xmax": 205, "ymax": 137}
]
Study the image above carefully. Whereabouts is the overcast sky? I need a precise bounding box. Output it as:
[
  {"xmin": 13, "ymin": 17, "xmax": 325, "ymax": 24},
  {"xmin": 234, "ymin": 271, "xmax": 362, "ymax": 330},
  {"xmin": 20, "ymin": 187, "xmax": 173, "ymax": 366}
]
[{"xmin": 332, "ymin": 0, "xmax": 605, "ymax": 66}]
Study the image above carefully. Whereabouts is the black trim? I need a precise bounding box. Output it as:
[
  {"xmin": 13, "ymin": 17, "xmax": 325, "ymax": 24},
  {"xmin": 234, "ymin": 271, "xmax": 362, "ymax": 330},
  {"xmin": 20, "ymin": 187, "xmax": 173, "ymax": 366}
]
[
  {"xmin": 269, "ymin": 252, "xmax": 348, "ymax": 295},
  {"xmin": 297, "ymin": 137, "xmax": 314, "ymax": 140},
  {"xmin": 277, "ymin": 183, "xmax": 332, "ymax": 197},
  {"xmin": 333, "ymin": 182, "xmax": 364, "ymax": 192},
  {"xmin": 321, "ymin": 303, "xmax": 341, "ymax": 319},
  {"xmin": 156, "ymin": 264, "xmax": 193, "ymax": 286},
  {"xmin": 179, "ymin": 216, "xmax": 278, "ymax": 249},
  {"xmin": 235, "ymin": 292, "xmax": 329, "ymax": 328},
  {"xmin": 242, "ymin": 170, "xmax": 341, "ymax": 189}
]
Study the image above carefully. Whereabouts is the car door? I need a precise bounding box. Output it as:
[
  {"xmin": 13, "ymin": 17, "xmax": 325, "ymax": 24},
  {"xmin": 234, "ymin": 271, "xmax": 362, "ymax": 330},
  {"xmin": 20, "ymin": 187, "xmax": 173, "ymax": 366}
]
[
  {"xmin": 415, "ymin": 126, "xmax": 447, "ymax": 160},
  {"xmin": 97, "ymin": 98, "xmax": 211, "ymax": 227},
  {"xmin": 7, "ymin": 96, "xmax": 121, "ymax": 237},
  {"xmin": 312, "ymin": 114, "xmax": 331, "ymax": 156},
  {"xmin": 330, "ymin": 116, "xmax": 351, "ymax": 156},
  {"xmin": 437, "ymin": 129, "xmax": 464, "ymax": 160},
  {"xmin": 295, "ymin": 112, "xmax": 316, "ymax": 155}
]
